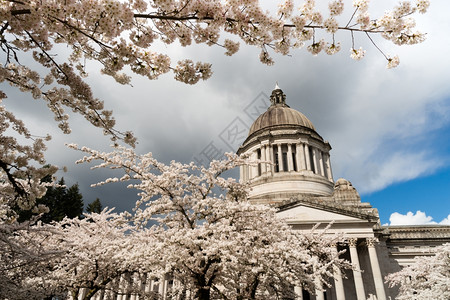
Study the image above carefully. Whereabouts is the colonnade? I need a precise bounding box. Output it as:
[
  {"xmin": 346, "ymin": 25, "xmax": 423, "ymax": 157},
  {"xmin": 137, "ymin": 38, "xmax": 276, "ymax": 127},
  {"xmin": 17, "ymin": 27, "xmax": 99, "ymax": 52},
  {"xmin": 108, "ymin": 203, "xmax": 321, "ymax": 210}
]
[
  {"xmin": 70, "ymin": 274, "xmax": 174, "ymax": 300},
  {"xmin": 296, "ymin": 238, "xmax": 387, "ymax": 300},
  {"xmin": 241, "ymin": 142, "xmax": 333, "ymax": 182},
  {"xmin": 71, "ymin": 238, "xmax": 386, "ymax": 300}
]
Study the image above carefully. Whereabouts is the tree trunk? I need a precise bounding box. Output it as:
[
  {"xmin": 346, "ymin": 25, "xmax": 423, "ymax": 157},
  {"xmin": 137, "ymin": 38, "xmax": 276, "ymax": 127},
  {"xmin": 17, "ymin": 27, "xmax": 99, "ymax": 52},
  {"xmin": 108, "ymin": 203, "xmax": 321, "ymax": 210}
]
[{"xmin": 196, "ymin": 287, "xmax": 211, "ymax": 300}]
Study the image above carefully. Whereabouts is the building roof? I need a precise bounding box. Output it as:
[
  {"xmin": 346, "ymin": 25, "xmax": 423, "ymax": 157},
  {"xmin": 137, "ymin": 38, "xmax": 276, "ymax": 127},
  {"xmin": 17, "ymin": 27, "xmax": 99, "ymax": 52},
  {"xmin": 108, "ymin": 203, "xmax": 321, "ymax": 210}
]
[
  {"xmin": 277, "ymin": 196, "xmax": 380, "ymax": 222},
  {"xmin": 249, "ymin": 105, "xmax": 315, "ymax": 136},
  {"xmin": 248, "ymin": 87, "xmax": 315, "ymax": 136}
]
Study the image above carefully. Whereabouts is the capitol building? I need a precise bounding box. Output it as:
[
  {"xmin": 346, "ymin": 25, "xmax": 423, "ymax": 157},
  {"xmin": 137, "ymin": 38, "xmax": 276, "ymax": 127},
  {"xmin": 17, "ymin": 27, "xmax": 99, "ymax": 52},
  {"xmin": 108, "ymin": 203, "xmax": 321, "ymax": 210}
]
[
  {"xmin": 235, "ymin": 85, "xmax": 450, "ymax": 300},
  {"xmin": 79, "ymin": 86, "xmax": 450, "ymax": 300}
]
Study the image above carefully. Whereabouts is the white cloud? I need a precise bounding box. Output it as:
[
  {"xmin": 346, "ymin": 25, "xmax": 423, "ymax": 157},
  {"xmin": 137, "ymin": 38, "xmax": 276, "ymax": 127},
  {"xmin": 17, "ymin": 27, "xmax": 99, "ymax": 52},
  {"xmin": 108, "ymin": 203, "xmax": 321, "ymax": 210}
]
[
  {"xmin": 348, "ymin": 151, "xmax": 443, "ymax": 194},
  {"xmin": 389, "ymin": 211, "xmax": 436, "ymax": 225},
  {"xmin": 388, "ymin": 211, "xmax": 450, "ymax": 225},
  {"xmin": 439, "ymin": 214, "xmax": 450, "ymax": 225}
]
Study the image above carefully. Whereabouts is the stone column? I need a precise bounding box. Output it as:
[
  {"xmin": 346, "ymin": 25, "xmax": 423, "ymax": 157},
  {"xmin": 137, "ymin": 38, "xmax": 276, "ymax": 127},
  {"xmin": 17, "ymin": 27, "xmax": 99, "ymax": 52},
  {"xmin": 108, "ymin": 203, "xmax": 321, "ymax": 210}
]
[
  {"xmin": 162, "ymin": 278, "xmax": 168, "ymax": 300},
  {"xmin": 144, "ymin": 273, "xmax": 151, "ymax": 294},
  {"xmin": 334, "ymin": 265, "xmax": 346, "ymax": 300},
  {"xmin": 129, "ymin": 273, "xmax": 137, "ymax": 300},
  {"xmin": 252, "ymin": 150, "xmax": 259, "ymax": 178},
  {"xmin": 132, "ymin": 272, "xmax": 143, "ymax": 300},
  {"xmin": 116, "ymin": 274, "xmax": 125, "ymax": 300},
  {"xmin": 315, "ymin": 278, "xmax": 325, "ymax": 300},
  {"xmin": 294, "ymin": 286, "xmax": 303, "ymax": 300},
  {"xmin": 287, "ymin": 143, "xmax": 293, "ymax": 171},
  {"xmin": 150, "ymin": 279, "xmax": 156, "ymax": 294},
  {"xmin": 297, "ymin": 143, "xmax": 306, "ymax": 170},
  {"xmin": 295, "ymin": 144, "xmax": 301, "ymax": 171},
  {"xmin": 312, "ymin": 148, "xmax": 318, "ymax": 174},
  {"xmin": 158, "ymin": 277, "xmax": 164, "ymax": 297},
  {"xmin": 304, "ymin": 144, "xmax": 311, "ymax": 171},
  {"xmin": 266, "ymin": 145, "xmax": 272, "ymax": 176},
  {"xmin": 277, "ymin": 143, "xmax": 283, "ymax": 172},
  {"xmin": 79, "ymin": 289, "xmax": 87, "ymax": 300},
  {"xmin": 106, "ymin": 278, "xmax": 117, "ymax": 300},
  {"xmin": 248, "ymin": 151, "xmax": 254, "ymax": 179},
  {"xmin": 332, "ymin": 246, "xmax": 346, "ymax": 300},
  {"xmin": 96, "ymin": 290, "xmax": 105, "ymax": 300},
  {"xmin": 269, "ymin": 144, "xmax": 275, "ymax": 174},
  {"xmin": 239, "ymin": 165, "xmax": 244, "ymax": 182},
  {"xmin": 261, "ymin": 145, "xmax": 267, "ymax": 174},
  {"xmin": 324, "ymin": 153, "xmax": 333, "ymax": 181},
  {"xmin": 318, "ymin": 151, "xmax": 325, "ymax": 176},
  {"xmin": 333, "ymin": 252, "xmax": 345, "ymax": 300},
  {"xmin": 349, "ymin": 238, "xmax": 366, "ymax": 300},
  {"xmin": 367, "ymin": 238, "xmax": 387, "ymax": 300}
]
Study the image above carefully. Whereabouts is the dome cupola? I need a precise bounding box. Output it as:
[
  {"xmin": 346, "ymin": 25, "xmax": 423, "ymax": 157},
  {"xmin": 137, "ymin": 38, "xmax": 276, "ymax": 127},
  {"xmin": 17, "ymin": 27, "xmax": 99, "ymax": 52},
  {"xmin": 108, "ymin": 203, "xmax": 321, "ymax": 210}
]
[
  {"xmin": 237, "ymin": 85, "xmax": 334, "ymax": 205},
  {"xmin": 249, "ymin": 87, "xmax": 315, "ymax": 136}
]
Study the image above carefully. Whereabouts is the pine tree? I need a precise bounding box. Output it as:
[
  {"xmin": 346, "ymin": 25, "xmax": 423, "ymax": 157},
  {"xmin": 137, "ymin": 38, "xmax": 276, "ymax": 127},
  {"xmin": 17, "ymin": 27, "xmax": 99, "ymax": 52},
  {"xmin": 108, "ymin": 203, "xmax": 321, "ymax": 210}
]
[
  {"xmin": 86, "ymin": 198, "xmax": 103, "ymax": 214},
  {"xmin": 17, "ymin": 177, "xmax": 84, "ymax": 223}
]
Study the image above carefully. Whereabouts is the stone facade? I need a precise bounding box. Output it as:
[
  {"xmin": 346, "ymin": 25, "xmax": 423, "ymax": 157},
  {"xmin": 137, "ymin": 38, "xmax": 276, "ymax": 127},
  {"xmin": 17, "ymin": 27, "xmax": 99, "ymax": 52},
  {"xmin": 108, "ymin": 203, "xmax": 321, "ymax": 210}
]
[{"xmin": 238, "ymin": 86, "xmax": 450, "ymax": 300}]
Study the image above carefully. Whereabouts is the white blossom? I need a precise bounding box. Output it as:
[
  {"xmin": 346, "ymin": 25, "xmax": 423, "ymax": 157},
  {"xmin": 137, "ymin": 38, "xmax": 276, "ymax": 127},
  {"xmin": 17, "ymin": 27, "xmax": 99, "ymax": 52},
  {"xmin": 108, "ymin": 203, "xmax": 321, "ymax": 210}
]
[
  {"xmin": 325, "ymin": 43, "xmax": 342, "ymax": 55},
  {"xmin": 350, "ymin": 47, "xmax": 366, "ymax": 60},
  {"xmin": 223, "ymin": 39, "xmax": 240, "ymax": 56},
  {"xmin": 416, "ymin": 0, "xmax": 431, "ymax": 13},
  {"xmin": 386, "ymin": 243, "xmax": 450, "ymax": 300},
  {"xmin": 329, "ymin": 0, "xmax": 345, "ymax": 16},
  {"xmin": 307, "ymin": 40, "xmax": 326, "ymax": 55},
  {"xmin": 324, "ymin": 17, "xmax": 339, "ymax": 33},
  {"xmin": 387, "ymin": 55, "xmax": 400, "ymax": 69},
  {"xmin": 353, "ymin": 0, "xmax": 370, "ymax": 12}
]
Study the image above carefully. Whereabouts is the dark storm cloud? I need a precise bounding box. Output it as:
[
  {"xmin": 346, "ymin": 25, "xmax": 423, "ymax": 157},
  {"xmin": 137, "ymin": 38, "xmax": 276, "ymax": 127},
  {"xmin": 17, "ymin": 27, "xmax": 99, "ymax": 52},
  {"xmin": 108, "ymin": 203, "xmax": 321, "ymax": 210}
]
[{"xmin": 2, "ymin": 0, "xmax": 450, "ymax": 215}]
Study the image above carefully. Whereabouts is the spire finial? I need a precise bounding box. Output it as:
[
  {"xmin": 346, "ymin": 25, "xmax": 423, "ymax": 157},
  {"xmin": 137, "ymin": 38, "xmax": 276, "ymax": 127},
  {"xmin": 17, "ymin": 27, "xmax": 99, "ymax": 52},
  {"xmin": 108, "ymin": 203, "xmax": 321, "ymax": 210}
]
[{"xmin": 270, "ymin": 83, "xmax": 286, "ymax": 106}]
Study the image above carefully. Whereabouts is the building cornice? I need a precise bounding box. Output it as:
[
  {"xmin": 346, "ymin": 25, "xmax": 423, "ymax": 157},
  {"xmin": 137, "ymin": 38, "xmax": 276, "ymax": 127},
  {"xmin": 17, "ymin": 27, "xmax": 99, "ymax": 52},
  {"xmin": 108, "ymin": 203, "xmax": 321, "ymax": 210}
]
[
  {"xmin": 382, "ymin": 225, "xmax": 450, "ymax": 240},
  {"xmin": 277, "ymin": 196, "xmax": 380, "ymax": 222}
]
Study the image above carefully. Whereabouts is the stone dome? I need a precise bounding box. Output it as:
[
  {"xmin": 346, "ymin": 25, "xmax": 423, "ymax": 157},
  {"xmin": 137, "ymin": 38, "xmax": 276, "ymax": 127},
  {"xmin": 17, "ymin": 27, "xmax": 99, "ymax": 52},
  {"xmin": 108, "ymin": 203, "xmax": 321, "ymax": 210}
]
[
  {"xmin": 238, "ymin": 85, "xmax": 334, "ymax": 204},
  {"xmin": 248, "ymin": 87, "xmax": 315, "ymax": 137},
  {"xmin": 249, "ymin": 105, "xmax": 315, "ymax": 136}
]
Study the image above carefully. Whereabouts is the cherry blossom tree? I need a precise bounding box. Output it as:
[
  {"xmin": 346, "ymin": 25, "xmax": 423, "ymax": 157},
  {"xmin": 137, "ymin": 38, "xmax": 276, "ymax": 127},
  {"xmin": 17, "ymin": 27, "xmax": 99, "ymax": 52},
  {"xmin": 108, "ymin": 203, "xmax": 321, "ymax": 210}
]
[
  {"xmin": 0, "ymin": 208, "xmax": 155, "ymax": 300},
  {"xmin": 0, "ymin": 0, "xmax": 432, "ymax": 298},
  {"xmin": 0, "ymin": 0, "xmax": 432, "ymax": 221},
  {"xmin": 61, "ymin": 145, "xmax": 350, "ymax": 300},
  {"xmin": 0, "ymin": 102, "xmax": 59, "ymax": 299},
  {"xmin": 2, "ymin": 146, "xmax": 350, "ymax": 299},
  {"xmin": 385, "ymin": 243, "xmax": 450, "ymax": 300}
]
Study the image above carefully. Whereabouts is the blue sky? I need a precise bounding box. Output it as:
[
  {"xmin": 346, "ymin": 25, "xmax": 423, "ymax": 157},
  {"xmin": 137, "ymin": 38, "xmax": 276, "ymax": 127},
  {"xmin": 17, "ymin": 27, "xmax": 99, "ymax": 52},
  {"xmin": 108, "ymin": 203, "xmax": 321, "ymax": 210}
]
[
  {"xmin": 364, "ymin": 165, "xmax": 450, "ymax": 225},
  {"xmin": 362, "ymin": 99, "xmax": 450, "ymax": 224},
  {"xmin": 2, "ymin": 0, "xmax": 450, "ymax": 226}
]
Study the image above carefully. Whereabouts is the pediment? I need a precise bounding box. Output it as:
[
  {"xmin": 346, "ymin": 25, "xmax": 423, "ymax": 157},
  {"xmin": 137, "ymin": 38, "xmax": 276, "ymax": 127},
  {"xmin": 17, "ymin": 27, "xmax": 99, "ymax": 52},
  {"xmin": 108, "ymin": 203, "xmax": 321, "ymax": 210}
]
[{"xmin": 277, "ymin": 204, "xmax": 368, "ymax": 224}]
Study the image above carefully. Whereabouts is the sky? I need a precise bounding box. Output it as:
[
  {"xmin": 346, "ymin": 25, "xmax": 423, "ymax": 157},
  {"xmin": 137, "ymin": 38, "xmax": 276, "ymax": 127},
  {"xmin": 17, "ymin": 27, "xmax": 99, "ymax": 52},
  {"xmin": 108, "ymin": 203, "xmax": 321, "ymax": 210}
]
[{"xmin": 3, "ymin": 0, "xmax": 450, "ymax": 225}]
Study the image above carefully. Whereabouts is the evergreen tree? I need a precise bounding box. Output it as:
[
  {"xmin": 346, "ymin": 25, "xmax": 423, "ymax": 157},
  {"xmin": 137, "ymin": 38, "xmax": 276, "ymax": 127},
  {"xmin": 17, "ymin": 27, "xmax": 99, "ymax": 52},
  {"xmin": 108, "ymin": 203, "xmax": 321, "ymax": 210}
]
[
  {"xmin": 86, "ymin": 198, "xmax": 103, "ymax": 214},
  {"xmin": 17, "ymin": 177, "xmax": 84, "ymax": 223}
]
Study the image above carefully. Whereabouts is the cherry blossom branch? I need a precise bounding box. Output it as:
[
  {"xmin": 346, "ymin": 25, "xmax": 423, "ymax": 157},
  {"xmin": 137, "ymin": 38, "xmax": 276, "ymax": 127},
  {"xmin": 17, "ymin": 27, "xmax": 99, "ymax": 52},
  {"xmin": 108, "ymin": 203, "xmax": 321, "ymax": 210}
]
[
  {"xmin": 0, "ymin": 160, "xmax": 27, "ymax": 199},
  {"xmin": 134, "ymin": 13, "xmax": 384, "ymax": 33},
  {"xmin": 365, "ymin": 31, "xmax": 388, "ymax": 60}
]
